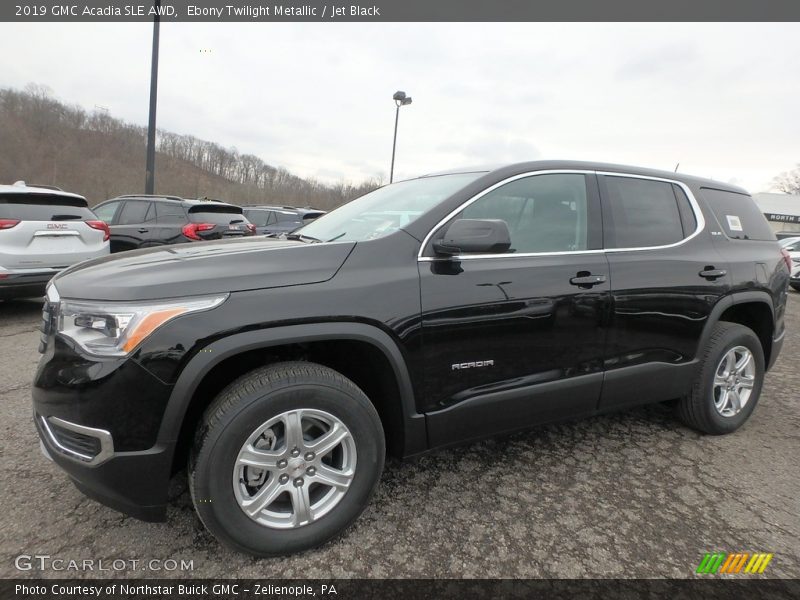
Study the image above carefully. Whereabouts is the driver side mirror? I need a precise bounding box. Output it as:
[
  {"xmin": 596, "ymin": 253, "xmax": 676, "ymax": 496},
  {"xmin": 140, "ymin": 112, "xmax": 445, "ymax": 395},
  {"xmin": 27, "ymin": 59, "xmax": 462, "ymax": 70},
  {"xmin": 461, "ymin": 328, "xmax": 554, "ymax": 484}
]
[{"xmin": 432, "ymin": 219, "xmax": 511, "ymax": 256}]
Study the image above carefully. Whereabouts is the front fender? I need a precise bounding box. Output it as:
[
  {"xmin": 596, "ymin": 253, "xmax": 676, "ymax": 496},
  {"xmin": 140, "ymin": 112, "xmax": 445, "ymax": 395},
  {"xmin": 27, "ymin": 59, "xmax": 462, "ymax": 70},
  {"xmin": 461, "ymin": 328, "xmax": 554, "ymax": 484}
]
[{"xmin": 155, "ymin": 322, "xmax": 427, "ymax": 457}]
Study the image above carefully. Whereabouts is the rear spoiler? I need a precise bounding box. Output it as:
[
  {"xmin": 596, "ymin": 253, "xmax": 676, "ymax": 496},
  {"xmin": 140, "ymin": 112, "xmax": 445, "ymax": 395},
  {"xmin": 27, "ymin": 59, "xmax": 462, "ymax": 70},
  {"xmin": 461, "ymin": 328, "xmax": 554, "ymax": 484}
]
[
  {"xmin": 187, "ymin": 203, "xmax": 243, "ymax": 214},
  {"xmin": 0, "ymin": 193, "xmax": 88, "ymax": 207}
]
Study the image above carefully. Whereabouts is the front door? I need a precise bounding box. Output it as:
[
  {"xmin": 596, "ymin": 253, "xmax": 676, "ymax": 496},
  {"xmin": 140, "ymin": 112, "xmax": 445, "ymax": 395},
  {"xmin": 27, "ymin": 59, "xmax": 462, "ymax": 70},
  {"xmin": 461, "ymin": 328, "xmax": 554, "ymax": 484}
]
[{"xmin": 418, "ymin": 172, "xmax": 610, "ymax": 448}]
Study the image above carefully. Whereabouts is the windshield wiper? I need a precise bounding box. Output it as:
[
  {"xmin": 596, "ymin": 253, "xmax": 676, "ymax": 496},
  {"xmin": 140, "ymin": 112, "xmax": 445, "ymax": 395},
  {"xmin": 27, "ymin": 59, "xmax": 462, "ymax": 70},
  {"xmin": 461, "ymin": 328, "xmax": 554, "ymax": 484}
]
[
  {"xmin": 286, "ymin": 233, "xmax": 322, "ymax": 243},
  {"xmin": 326, "ymin": 232, "xmax": 346, "ymax": 242}
]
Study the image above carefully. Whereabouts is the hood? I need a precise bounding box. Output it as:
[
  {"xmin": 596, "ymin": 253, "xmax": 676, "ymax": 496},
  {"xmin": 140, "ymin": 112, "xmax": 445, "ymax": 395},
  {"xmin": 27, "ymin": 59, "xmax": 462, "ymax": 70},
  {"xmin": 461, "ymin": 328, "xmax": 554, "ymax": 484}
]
[{"xmin": 53, "ymin": 237, "xmax": 356, "ymax": 301}]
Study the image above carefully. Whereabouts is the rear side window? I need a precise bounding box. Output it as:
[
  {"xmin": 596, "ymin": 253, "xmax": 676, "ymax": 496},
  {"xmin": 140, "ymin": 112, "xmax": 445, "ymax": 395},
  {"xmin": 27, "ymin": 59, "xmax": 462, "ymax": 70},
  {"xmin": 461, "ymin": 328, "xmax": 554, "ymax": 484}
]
[
  {"xmin": 244, "ymin": 210, "xmax": 274, "ymax": 227},
  {"xmin": 92, "ymin": 201, "xmax": 121, "ymax": 223},
  {"xmin": 155, "ymin": 202, "xmax": 187, "ymax": 223},
  {"xmin": 0, "ymin": 193, "xmax": 94, "ymax": 221},
  {"xmin": 275, "ymin": 211, "xmax": 301, "ymax": 224},
  {"xmin": 701, "ymin": 188, "xmax": 775, "ymax": 241},
  {"xmin": 602, "ymin": 176, "xmax": 686, "ymax": 248},
  {"xmin": 117, "ymin": 200, "xmax": 153, "ymax": 225},
  {"xmin": 673, "ymin": 185, "xmax": 698, "ymax": 237}
]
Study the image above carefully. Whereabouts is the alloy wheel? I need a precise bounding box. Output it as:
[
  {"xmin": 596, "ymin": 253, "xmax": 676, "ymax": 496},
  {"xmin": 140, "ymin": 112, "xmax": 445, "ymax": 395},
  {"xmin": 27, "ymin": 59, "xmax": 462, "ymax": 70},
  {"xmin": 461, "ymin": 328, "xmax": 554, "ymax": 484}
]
[
  {"xmin": 712, "ymin": 346, "xmax": 756, "ymax": 417},
  {"xmin": 232, "ymin": 409, "xmax": 357, "ymax": 529}
]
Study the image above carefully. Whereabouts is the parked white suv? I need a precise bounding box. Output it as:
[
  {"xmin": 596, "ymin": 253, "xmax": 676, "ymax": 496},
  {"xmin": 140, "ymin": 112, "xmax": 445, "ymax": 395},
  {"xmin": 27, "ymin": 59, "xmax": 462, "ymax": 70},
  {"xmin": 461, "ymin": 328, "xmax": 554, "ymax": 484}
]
[{"xmin": 0, "ymin": 182, "xmax": 109, "ymax": 300}]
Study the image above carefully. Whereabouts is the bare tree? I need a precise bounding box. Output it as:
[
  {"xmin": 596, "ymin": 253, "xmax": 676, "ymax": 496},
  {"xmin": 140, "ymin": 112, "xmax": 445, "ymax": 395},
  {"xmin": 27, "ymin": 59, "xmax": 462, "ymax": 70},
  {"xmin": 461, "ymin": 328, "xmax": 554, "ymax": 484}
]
[
  {"xmin": 772, "ymin": 164, "xmax": 800, "ymax": 194},
  {"xmin": 0, "ymin": 85, "xmax": 380, "ymax": 208}
]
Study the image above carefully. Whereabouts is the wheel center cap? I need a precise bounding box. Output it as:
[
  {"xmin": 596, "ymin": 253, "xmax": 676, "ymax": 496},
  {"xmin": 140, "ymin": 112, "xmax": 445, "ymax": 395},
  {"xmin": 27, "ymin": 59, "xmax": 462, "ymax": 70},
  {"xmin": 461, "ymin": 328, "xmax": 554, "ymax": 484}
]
[{"xmin": 288, "ymin": 458, "xmax": 306, "ymax": 477}]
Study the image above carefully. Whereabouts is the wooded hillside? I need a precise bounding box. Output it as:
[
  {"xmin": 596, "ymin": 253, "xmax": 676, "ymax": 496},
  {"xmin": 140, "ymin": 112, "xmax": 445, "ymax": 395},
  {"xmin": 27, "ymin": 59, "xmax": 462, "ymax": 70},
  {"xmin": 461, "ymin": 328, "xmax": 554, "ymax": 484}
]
[{"xmin": 0, "ymin": 85, "xmax": 380, "ymax": 208}]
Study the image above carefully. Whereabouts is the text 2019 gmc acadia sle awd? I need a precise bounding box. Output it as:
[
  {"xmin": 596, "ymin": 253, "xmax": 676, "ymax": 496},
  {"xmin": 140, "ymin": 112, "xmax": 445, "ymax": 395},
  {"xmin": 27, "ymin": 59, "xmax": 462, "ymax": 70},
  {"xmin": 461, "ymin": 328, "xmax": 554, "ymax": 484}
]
[{"xmin": 33, "ymin": 161, "xmax": 789, "ymax": 556}]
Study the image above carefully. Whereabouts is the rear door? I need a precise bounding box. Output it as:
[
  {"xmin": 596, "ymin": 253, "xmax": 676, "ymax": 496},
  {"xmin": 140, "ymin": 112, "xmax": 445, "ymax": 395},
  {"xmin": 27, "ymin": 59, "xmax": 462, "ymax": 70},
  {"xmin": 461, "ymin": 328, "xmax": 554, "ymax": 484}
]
[
  {"xmin": 0, "ymin": 193, "xmax": 107, "ymax": 270},
  {"xmin": 111, "ymin": 200, "xmax": 155, "ymax": 249},
  {"xmin": 244, "ymin": 208, "xmax": 276, "ymax": 235},
  {"xmin": 598, "ymin": 173, "xmax": 729, "ymax": 410},
  {"xmin": 150, "ymin": 201, "xmax": 188, "ymax": 245}
]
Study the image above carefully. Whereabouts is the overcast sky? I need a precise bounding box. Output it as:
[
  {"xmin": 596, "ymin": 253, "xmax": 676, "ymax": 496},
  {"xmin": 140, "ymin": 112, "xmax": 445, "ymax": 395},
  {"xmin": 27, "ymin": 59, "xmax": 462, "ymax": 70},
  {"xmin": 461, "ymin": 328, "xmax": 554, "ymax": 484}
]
[{"xmin": 1, "ymin": 22, "xmax": 798, "ymax": 191}]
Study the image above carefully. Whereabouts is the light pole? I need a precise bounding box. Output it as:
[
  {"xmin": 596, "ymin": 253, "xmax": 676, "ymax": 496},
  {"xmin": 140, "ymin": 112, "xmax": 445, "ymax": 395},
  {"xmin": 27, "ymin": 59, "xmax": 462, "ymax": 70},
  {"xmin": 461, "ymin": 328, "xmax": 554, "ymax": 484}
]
[
  {"xmin": 144, "ymin": 0, "xmax": 161, "ymax": 195},
  {"xmin": 389, "ymin": 90, "xmax": 412, "ymax": 183}
]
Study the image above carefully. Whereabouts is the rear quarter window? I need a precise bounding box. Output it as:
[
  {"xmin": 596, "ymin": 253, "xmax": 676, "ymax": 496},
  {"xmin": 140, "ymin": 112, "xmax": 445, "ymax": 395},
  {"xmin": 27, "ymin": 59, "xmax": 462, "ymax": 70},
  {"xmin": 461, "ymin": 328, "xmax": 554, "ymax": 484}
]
[
  {"xmin": 701, "ymin": 188, "xmax": 775, "ymax": 241},
  {"xmin": 0, "ymin": 193, "xmax": 94, "ymax": 220}
]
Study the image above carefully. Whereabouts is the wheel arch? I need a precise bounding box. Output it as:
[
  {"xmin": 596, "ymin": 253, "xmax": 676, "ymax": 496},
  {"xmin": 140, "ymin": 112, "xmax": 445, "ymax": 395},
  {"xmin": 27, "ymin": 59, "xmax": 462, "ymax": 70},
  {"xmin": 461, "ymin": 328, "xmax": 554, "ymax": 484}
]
[
  {"xmin": 700, "ymin": 292, "xmax": 775, "ymax": 369},
  {"xmin": 159, "ymin": 322, "xmax": 427, "ymax": 474}
]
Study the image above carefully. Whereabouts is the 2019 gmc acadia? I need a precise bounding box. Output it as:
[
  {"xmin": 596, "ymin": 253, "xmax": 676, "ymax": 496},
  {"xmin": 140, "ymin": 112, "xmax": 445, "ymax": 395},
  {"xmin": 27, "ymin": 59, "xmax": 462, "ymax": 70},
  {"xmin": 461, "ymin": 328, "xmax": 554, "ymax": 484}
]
[{"xmin": 32, "ymin": 161, "xmax": 789, "ymax": 556}]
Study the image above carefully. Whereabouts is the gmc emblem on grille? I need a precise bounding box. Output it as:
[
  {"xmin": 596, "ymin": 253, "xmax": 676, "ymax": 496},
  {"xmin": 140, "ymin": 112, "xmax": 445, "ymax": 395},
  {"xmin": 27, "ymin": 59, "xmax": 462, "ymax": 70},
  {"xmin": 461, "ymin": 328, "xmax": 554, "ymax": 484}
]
[{"xmin": 451, "ymin": 360, "xmax": 494, "ymax": 371}]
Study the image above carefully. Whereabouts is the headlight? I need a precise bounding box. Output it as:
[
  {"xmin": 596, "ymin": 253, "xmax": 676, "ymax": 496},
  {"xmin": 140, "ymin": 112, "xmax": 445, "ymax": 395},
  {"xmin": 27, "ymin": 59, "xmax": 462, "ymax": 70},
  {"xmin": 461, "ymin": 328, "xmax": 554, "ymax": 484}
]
[{"xmin": 57, "ymin": 294, "xmax": 228, "ymax": 357}]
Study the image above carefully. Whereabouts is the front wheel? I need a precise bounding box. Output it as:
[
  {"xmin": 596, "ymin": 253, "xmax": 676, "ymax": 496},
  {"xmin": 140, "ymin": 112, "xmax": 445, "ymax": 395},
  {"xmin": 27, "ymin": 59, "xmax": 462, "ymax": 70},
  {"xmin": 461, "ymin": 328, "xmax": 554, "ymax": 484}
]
[
  {"xmin": 676, "ymin": 322, "xmax": 765, "ymax": 435},
  {"xmin": 790, "ymin": 283, "xmax": 800, "ymax": 292},
  {"xmin": 189, "ymin": 362, "xmax": 385, "ymax": 556}
]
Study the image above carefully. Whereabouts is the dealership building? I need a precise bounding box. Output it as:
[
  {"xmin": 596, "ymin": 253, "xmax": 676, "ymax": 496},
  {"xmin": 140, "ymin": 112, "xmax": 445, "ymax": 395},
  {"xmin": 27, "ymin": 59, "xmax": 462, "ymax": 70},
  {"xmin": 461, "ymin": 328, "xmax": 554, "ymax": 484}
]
[{"xmin": 753, "ymin": 193, "xmax": 800, "ymax": 238}]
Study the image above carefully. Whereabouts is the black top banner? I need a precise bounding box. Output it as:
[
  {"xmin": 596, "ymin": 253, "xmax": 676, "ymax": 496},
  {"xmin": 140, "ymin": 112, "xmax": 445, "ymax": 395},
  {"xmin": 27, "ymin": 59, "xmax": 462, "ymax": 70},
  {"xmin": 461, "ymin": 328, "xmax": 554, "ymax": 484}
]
[{"xmin": 4, "ymin": 0, "xmax": 800, "ymax": 22}]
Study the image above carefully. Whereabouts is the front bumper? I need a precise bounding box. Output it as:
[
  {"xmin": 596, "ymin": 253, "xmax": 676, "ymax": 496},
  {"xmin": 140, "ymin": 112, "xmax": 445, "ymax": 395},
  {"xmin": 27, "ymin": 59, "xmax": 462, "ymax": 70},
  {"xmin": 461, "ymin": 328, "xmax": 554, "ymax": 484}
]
[{"xmin": 34, "ymin": 413, "xmax": 172, "ymax": 522}]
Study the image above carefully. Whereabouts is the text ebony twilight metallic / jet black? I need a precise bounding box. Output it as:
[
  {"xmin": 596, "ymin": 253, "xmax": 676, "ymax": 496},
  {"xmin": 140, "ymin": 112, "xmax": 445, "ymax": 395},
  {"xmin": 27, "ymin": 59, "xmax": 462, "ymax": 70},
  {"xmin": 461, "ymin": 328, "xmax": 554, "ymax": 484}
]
[{"xmin": 32, "ymin": 161, "xmax": 789, "ymax": 556}]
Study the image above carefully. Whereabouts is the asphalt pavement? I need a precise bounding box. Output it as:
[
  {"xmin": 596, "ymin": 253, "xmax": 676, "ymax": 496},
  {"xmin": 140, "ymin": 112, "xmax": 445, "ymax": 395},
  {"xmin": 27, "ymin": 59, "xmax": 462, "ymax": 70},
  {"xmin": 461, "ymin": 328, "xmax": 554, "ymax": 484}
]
[{"xmin": 1, "ymin": 293, "xmax": 798, "ymax": 579}]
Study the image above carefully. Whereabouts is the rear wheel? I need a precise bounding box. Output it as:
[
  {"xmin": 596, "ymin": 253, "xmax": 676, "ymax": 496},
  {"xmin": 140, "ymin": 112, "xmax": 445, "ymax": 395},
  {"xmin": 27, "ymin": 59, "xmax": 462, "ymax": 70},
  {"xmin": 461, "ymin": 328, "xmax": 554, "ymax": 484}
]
[
  {"xmin": 676, "ymin": 322, "xmax": 764, "ymax": 434},
  {"xmin": 189, "ymin": 361, "xmax": 385, "ymax": 556},
  {"xmin": 790, "ymin": 283, "xmax": 800, "ymax": 292}
]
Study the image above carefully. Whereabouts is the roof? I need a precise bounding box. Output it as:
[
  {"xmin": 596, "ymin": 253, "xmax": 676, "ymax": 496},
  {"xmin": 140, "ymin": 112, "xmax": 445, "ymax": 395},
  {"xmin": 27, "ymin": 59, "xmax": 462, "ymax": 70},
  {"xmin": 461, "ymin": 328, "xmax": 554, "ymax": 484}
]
[
  {"xmin": 416, "ymin": 160, "xmax": 749, "ymax": 194},
  {"xmin": 244, "ymin": 205, "xmax": 325, "ymax": 213},
  {"xmin": 0, "ymin": 182, "xmax": 86, "ymax": 201},
  {"xmin": 753, "ymin": 192, "xmax": 800, "ymax": 217}
]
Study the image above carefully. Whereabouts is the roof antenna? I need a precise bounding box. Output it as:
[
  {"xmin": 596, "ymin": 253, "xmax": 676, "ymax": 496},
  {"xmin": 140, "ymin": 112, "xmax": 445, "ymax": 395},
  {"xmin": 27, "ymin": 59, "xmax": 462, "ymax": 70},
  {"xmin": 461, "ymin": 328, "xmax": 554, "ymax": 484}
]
[{"xmin": 674, "ymin": 162, "xmax": 680, "ymax": 172}]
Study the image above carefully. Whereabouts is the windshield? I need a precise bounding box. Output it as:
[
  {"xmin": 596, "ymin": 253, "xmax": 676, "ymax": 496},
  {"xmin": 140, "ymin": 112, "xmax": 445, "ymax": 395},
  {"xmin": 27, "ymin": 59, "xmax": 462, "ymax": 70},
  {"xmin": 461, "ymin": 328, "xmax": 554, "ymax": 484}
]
[{"xmin": 297, "ymin": 173, "xmax": 482, "ymax": 242}]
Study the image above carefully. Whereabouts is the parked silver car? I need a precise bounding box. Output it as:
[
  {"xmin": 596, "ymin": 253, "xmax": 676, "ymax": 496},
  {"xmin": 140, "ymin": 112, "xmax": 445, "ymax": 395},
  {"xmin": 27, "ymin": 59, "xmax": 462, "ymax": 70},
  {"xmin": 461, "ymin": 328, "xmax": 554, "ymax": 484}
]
[{"xmin": 0, "ymin": 182, "xmax": 109, "ymax": 300}]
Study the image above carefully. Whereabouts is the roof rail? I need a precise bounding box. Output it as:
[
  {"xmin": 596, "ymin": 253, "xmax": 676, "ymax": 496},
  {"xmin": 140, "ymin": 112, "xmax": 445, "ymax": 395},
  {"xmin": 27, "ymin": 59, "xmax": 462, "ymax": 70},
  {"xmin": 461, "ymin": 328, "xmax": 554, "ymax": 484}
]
[{"xmin": 116, "ymin": 194, "xmax": 184, "ymax": 201}]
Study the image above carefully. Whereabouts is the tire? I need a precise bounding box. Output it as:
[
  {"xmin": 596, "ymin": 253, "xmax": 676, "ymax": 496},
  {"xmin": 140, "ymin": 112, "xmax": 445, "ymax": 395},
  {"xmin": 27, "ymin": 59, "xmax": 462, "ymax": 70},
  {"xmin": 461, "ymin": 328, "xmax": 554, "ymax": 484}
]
[
  {"xmin": 790, "ymin": 283, "xmax": 800, "ymax": 292},
  {"xmin": 189, "ymin": 361, "xmax": 385, "ymax": 556},
  {"xmin": 676, "ymin": 321, "xmax": 765, "ymax": 435}
]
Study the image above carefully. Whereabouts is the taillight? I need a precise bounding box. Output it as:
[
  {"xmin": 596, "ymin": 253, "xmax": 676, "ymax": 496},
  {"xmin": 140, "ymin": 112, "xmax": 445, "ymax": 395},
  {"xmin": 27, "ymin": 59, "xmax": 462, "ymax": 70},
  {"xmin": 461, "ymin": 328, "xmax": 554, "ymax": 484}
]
[
  {"xmin": 86, "ymin": 220, "xmax": 110, "ymax": 242},
  {"xmin": 182, "ymin": 223, "xmax": 215, "ymax": 241},
  {"xmin": 781, "ymin": 248, "xmax": 792, "ymax": 272},
  {"xmin": 0, "ymin": 219, "xmax": 20, "ymax": 230},
  {"xmin": 246, "ymin": 223, "xmax": 256, "ymax": 234}
]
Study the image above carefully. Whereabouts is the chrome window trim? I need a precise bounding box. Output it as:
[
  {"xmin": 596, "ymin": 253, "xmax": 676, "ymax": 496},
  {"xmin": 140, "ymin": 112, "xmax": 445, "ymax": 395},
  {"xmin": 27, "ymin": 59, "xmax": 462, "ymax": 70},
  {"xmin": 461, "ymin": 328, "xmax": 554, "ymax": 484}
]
[
  {"xmin": 39, "ymin": 415, "xmax": 114, "ymax": 466},
  {"xmin": 417, "ymin": 169, "xmax": 705, "ymax": 262}
]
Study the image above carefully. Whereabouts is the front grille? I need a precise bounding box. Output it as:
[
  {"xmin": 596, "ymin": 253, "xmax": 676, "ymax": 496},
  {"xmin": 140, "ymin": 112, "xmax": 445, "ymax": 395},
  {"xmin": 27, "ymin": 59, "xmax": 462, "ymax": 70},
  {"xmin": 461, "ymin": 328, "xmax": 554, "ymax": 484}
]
[{"xmin": 48, "ymin": 420, "xmax": 102, "ymax": 457}]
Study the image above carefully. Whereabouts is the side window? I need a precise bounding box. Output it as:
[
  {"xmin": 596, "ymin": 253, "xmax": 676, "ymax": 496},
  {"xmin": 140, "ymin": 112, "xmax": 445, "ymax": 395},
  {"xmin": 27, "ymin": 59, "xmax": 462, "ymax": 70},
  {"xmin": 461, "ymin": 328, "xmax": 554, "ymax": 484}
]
[
  {"xmin": 245, "ymin": 210, "xmax": 270, "ymax": 227},
  {"xmin": 92, "ymin": 201, "xmax": 120, "ymax": 223},
  {"xmin": 155, "ymin": 202, "xmax": 187, "ymax": 223},
  {"xmin": 701, "ymin": 187, "xmax": 775, "ymax": 241},
  {"xmin": 116, "ymin": 201, "xmax": 151, "ymax": 225},
  {"xmin": 458, "ymin": 173, "xmax": 590, "ymax": 253},
  {"xmin": 602, "ymin": 176, "xmax": 685, "ymax": 248},
  {"xmin": 673, "ymin": 185, "xmax": 698, "ymax": 237}
]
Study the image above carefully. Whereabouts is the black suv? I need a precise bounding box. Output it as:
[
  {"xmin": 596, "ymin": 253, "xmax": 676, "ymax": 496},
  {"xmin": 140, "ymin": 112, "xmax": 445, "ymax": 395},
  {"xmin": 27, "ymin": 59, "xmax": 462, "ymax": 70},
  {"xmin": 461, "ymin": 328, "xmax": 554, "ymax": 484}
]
[
  {"xmin": 242, "ymin": 205, "xmax": 325, "ymax": 236},
  {"xmin": 92, "ymin": 195, "xmax": 255, "ymax": 252},
  {"xmin": 33, "ymin": 161, "xmax": 789, "ymax": 556}
]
